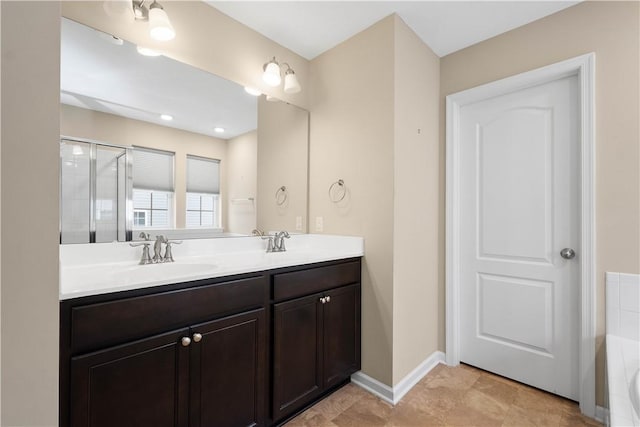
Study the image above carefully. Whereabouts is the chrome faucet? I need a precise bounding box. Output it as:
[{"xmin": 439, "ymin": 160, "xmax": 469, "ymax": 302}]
[
  {"xmin": 130, "ymin": 233, "xmax": 182, "ymax": 264},
  {"xmin": 274, "ymin": 231, "xmax": 290, "ymax": 252},
  {"xmin": 152, "ymin": 235, "xmax": 165, "ymax": 263}
]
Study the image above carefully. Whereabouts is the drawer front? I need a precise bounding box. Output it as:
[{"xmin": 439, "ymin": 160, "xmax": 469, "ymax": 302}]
[
  {"xmin": 70, "ymin": 276, "xmax": 266, "ymax": 354},
  {"xmin": 273, "ymin": 260, "xmax": 360, "ymax": 302}
]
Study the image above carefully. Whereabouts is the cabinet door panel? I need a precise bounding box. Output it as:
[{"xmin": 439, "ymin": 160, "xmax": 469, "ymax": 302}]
[
  {"xmin": 190, "ymin": 309, "xmax": 266, "ymax": 427},
  {"xmin": 70, "ymin": 328, "xmax": 189, "ymax": 427},
  {"xmin": 324, "ymin": 284, "xmax": 361, "ymax": 388},
  {"xmin": 273, "ymin": 293, "xmax": 323, "ymax": 421}
]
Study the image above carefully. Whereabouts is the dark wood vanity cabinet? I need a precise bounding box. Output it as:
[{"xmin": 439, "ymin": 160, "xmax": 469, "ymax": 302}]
[
  {"xmin": 60, "ymin": 258, "xmax": 361, "ymax": 427},
  {"xmin": 61, "ymin": 275, "xmax": 268, "ymax": 427},
  {"xmin": 272, "ymin": 261, "xmax": 361, "ymax": 423}
]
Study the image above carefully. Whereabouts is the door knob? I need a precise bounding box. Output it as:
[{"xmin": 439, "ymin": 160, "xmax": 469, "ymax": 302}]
[
  {"xmin": 181, "ymin": 337, "xmax": 191, "ymax": 347},
  {"xmin": 560, "ymin": 248, "xmax": 576, "ymax": 260},
  {"xmin": 193, "ymin": 333, "xmax": 202, "ymax": 343}
]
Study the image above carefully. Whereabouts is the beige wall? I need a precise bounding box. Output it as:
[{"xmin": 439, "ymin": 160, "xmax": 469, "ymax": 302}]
[
  {"xmin": 392, "ymin": 16, "xmax": 441, "ymax": 385},
  {"xmin": 257, "ymin": 98, "xmax": 309, "ymax": 234},
  {"xmin": 440, "ymin": 1, "xmax": 640, "ymax": 405},
  {"xmin": 61, "ymin": 104, "xmax": 228, "ymax": 230},
  {"xmin": 309, "ymin": 16, "xmax": 396, "ymax": 385},
  {"xmin": 1, "ymin": 2, "xmax": 60, "ymax": 425},
  {"xmin": 227, "ymin": 130, "xmax": 257, "ymax": 234},
  {"xmin": 62, "ymin": 1, "xmax": 310, "ymax": 110}
]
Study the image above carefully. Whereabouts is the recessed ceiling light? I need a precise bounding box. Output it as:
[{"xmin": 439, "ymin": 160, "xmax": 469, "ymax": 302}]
[
  {"xmin": 137, "ymin": 46, "xmax": 162, "ymax": 57},
  {"xmin": 160, "ymin": 114, "xmax": 173, "ymax": 121},
  {"xmin": 214, "ymin": 127, "xmax": 225, "ymax": 133},
  {"xmin": 244, "ymin": 87, "xmax": 262, "ymax": 96}
]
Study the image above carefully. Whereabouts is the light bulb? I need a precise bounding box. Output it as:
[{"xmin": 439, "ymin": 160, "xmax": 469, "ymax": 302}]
[
  {"xmin": 149, "ymin": 4, "xmax": 175, "ymax": 41},
  {"xmin": 262, "ymin": 59, "xmax": 281, "ymax": 87}
]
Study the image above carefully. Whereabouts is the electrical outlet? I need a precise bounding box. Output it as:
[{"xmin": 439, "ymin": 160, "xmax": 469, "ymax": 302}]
[
  {"xmin": 295, "ymin": 216, "xmax": 303, "ymax": 231},
  {"xmin": 315, "ymin": 216, "xmax": 323, "ymax": 232}
]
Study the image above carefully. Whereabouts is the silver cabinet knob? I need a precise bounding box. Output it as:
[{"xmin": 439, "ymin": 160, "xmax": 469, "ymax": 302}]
[
  {"xmin": 326, "ymin": 296, "xmax": 331, "ymax": 303},
  {"xmin": 560, "ymin": 248, "xmax": 576, "ymax": 260},
  {"xmin": 181, "ymin": 337, "xmax": 191, "ymax": 347},
  {"xmin": 320, "ymin": 297, "xmax": 326, "ymax": 304},
  {"xmin": 193, "ymin": 333, "xmax": 202, "ymax": 343}
]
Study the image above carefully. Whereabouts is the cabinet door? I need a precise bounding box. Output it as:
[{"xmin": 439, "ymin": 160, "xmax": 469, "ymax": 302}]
[
  {"xmin": 70, "ymin": 328, "xmax": 190, "ymax": 427},
  {"xmin": 190, "ymin": 309, "xmax": 266, "ymax": 427},
  {"xmin": 323, "ymin": 284, "xmax": 361, "ymax": 388},
  {"xmin": 273, "ymin": 293, "xmax": 323, "ymax": 421}
]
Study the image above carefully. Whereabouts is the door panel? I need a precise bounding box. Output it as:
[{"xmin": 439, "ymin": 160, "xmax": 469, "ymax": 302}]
[
  {"xmin": 272, "ymin": 293, "xmax": 323, "ymax": 421},
  {"xmin": 70, "ymin": 328, "xmax": 190, "ymax": 427},
  {"xmin": 459, "ymin": 75, "xmax": 579, "ymax": 399},
  {"xmin": 478, "ymin": 108, "xmax": 552, "ymax": 263},
  {"xmin": 477, "ymin": 274, "xmax": 553, "ymax": 353},
  {"xmin": 189, "ymin": 309, "xmax": 266, "ymax": 427},
  {"xmin": 324, "ymin": 284, "xmax": 361, "ymax": 388}
]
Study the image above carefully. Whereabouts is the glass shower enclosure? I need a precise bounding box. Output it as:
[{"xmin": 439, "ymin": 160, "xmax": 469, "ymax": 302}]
[{"xmin": 60, "ymin": 137, "xmax": 133, "ymax": 243}]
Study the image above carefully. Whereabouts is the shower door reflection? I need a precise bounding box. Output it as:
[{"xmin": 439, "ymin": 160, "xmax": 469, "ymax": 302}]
[{"xmin": 60, "ymin": 138, "xmax": 132, "ymax": 243}]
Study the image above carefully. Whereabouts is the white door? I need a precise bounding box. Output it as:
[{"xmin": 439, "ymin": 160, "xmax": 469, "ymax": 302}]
[{"xmin": 458, "ymin": 75, "xmax": 579, "ymax": 400}]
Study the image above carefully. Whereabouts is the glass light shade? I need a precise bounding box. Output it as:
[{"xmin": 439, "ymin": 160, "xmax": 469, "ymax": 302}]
[
  {"xmin": 284, "ymin": 71, "xmax": 301, "ymax": 94},
  {"xmin": 263, "ymin": 61, "xmax": 281, "ymax": 87},
  {"xmin": 149, "ymin": 7, "xmax": 175, "ymax": 41}
]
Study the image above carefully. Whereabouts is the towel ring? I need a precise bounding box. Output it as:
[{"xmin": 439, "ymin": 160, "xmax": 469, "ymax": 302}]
[
  {"xmin": 275, "ymin": 186, "xmax": 288, "ymax": 206},
  {"xmin": 328, "ymin": 179, "xmax": 346, "ymax": 203}
]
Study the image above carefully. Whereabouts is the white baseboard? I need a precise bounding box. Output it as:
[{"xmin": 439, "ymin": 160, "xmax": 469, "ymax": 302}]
[
  {"xmin": 595, "ymin": 405, "xmax": 609, "ymax": 426},
  {"xmin": 351, "ymin": 351, "xmax": 445, "ymax": 405}
]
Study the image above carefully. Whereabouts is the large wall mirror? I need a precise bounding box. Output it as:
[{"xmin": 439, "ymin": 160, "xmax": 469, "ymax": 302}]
[{"xmin": 60, "ymin": 17, "xmax": 309, "ymax": 243}]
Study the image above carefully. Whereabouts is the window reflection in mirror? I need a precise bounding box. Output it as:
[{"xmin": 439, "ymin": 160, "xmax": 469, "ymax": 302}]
[{"xmin": 59, "ymin": 17, "xmax": 309, "ymax": 242}]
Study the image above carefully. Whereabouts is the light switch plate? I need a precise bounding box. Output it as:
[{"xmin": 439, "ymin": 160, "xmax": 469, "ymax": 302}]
[
  {"xmin": 295, "ymin": 216, "xmax": 303, "ymax": 231},
  {"xmin": 315, "ymin": 216, "xmax": 323, "ymax": 232}
]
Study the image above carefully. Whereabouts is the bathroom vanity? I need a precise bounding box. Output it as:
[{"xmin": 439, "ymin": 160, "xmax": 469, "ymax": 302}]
[{"xmin": 59, "ymin": 235, "xmax": 363, "ymax": 427}]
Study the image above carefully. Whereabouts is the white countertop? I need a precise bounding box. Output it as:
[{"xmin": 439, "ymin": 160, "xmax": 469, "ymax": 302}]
[{"xmin": 60, "ymin": 234, "xmax": 364, "ymax": 300}]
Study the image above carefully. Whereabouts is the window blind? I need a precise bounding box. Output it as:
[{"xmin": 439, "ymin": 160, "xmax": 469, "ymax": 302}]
[
  {"xmin": 186, "ymin": 155, "xmax": 220, "ymax": 194},
  {"xmin": 132, "ymin": 147, "xmax": 175, "ymax": 192}
]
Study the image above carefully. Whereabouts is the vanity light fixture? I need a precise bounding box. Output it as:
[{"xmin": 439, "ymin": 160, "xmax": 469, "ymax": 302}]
[
  {"xmin": 130, "ymin": 0, "xmax": 176, "ymax": 42},
  {"xmin": 214, "ymin": 127, "xmax": 225, "ymax": 133},
  {"xmin": 262, "ymin": 57, "xmax": 301, "ymax": 94},
  {"xmin": 160, "ymin": 114, "xmax": 173, "ymax": 121}
]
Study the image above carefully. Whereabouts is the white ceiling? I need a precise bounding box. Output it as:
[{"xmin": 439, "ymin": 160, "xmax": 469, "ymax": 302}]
[
  {"xmin": 61, "ymin": 18, "xmax": 257, "ymax": 139},
  {"xmin": 207, "ymin": 1, "xmax": 579, "ymax": 59}
]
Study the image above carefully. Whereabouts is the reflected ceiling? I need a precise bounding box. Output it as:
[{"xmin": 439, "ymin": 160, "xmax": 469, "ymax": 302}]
[{"xmin": 61, "ymin": 18, "xmax": 257, "ymax": 139}]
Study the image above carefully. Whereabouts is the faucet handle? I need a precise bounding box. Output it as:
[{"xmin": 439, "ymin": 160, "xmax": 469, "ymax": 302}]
[
  {"xmin": 261, "ymin": 235, "xmax": 275, "ymax": 252},
  {"xmin": 130, "ymin": 242, "xmax": 152, "ymax": 265},
  {"xmin": 129, "ymin": 242, "xmax": 150, "ymax": 247},
  {"xmin": 139, "ymin": 232, "xmax": 151, "ymax": 241}
]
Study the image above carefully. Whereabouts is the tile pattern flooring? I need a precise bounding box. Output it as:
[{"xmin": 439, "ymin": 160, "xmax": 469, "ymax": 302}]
[{"xmin": 285, "ymin": 364, "xmax": 603, "ymax": 427}]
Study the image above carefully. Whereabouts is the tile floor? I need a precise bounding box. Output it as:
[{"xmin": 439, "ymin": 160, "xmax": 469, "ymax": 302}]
[{"xmin": 285, "ymin": 364, "xmax": 603, "ymax": 427}]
